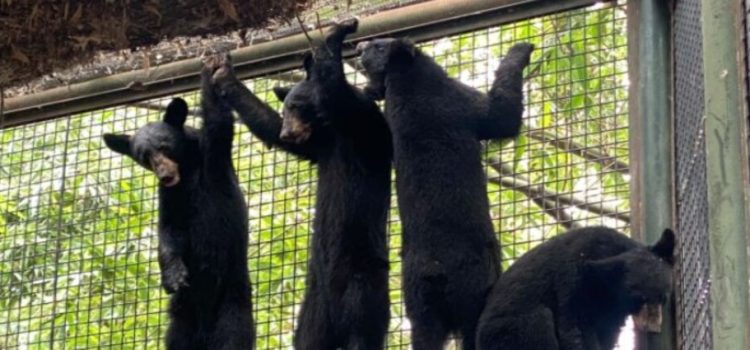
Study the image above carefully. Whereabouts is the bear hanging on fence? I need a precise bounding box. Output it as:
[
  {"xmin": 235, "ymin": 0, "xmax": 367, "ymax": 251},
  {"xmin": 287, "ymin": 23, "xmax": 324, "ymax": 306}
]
[
  {"xmin": 211, "ymin": 19, "xmax": 392, "ymax": 350},
  {"xmin": 102, "ymin": 56, "xmax": 255, "ymax": 350},
  {"xmin": 476, "ymin": 226, "xmax": 675, "ymax": 350},
  {"xmin": 357, "ymin": 39, "xmax": 534, "ymax": 350}
]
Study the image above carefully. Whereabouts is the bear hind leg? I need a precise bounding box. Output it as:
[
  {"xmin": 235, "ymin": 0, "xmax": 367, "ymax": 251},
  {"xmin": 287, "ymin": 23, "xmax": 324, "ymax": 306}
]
[
  {"xmin": 410, "ymin": 313, "xmax": 449, "ymax": 350},
  {"xmin": 211, "ymin": 299, "xmax": 255, "ymax": 350},
  {"xmin": 476, "ymin": 307, "xmax": 558, "ymax": 350},
  {"xmin": 295, "ymin": 288, "xmax": 333, "ymax": 350},
  {"xmin": 340, "ymin": 273, "xmax": 390, "ymax": 350},
  {"xmin": 166, "ymin": 314, "xmax": 197, "ymax": 350}
]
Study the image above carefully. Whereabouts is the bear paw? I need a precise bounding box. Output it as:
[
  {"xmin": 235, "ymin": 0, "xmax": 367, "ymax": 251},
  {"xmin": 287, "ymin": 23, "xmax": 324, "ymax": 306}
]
[
  {"xmin": 161, "ymin": 261, "xmax": 189, "ymax": 294},
  {"xmin": 505, "ymin": 43, "xmax": 535, "ymax": 67},
  {"xmin": 202, "ymin": 53, "xmax": 235, "ymax": 88},
  {"xmin": 334, "ymin": 17, "xmax": 359, "ymax": 34}
]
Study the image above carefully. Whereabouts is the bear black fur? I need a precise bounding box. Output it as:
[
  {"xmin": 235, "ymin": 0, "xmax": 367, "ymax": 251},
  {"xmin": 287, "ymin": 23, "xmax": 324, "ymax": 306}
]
[
  {"xmin": 102, "ymin": 56, "xmax": 255, "ymax": 350},
  {"xmin": 212, "ymin": 19, "xmax": 392, "ymax": 350},
  {"xmin": 357, "ymin": 39, "xmax": 534, "ymax": 350},
  {"xmin": 476, "ymin": 226, "xmax": 675, "ymax": 350}
]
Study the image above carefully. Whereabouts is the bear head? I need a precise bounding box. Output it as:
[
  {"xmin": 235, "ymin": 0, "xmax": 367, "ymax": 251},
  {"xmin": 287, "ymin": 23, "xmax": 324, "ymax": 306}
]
[
  {"xmin": 584, "ymin": 229, "xmax": 675, "ymax": 329},
  {"xmin": 103, "ymin": 98, "xmax": 194, "ymax": 187},
  {"xmin": 272, "ymin": 53, "xmax": 327, "ymax": 144},
  {"xmin": 356, "ymin": 38, "xmax": 417, "ymax": 100}
]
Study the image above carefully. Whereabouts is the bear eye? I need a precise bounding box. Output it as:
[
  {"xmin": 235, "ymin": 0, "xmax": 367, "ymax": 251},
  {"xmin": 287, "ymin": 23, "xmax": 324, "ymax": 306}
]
[{"xmin": 140, "ymin": 150, "xmax": 153, "ymax": 167}]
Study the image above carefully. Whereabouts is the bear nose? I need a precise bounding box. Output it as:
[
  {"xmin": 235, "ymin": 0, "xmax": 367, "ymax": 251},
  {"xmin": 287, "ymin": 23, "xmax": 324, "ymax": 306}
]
[
  {"xmin": 356, "ymin": 41, "xmax": 370, "ymax": 54},
  {"xmin": 160, "ymin": 175, "xmax": 174, "ymax": 185},
  {"xmin": 280, "ymin": 129, "xmax": 294, "ymax": 142},
  {"xmin": 158, "ymin": 173, "xmax": 180, "ymax": 187}
]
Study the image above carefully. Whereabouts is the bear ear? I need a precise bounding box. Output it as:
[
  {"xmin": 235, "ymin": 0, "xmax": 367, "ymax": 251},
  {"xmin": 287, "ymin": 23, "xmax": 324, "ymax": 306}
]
[
  {"xmin": 650, "ymin": 228, "xmax": 676, "ymax": 265},
  {"xmin": 103, "ymin": 133, "xmax": 132, "ymax": 156},
  {"xmin": 164, "ymin": 98, "xmax": 188, "ymax": 127},
  {"xmin": 273, "ymin": 86, "xmax": 292, "ymax": 102},
  {"xmin": 388, "ymin": 39, "xmax": 417, "ymax": 63},
  {"xmin": 302, "ymin": 52, "xmax": 315, "ymax": 79}
]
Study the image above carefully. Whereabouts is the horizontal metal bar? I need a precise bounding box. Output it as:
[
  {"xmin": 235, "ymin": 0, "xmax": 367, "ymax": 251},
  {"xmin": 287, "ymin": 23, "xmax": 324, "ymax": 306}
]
[{"xmin": 2, "ymin": 0, "xmax": 601, "ymax": 128}]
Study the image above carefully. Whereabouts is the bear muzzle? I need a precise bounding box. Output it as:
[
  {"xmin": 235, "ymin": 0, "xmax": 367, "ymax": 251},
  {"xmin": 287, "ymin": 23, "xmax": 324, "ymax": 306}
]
[
  {"xmin": 280, "ymin": 114, "xmax": 312, "ymax": 144},
  {"xmin": 355, "ymin": 41, "xmax": 370, "ymax": 54},
  {"xmin": 150, "ymin": 152, "xmax": 181, "ymax": 187},
  {"xmin": 632, "ymin": 303, "xmax": 663, "ymax": 333}
]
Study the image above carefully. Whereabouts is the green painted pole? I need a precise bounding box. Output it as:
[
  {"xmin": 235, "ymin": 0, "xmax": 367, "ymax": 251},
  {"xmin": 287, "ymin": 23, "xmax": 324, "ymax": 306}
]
[
  {"xmin": 701, "ymin": 0, "xmax": 750, "ymax": 349},
  {"xmin": 627, "ymin": 0, "xmax": 674, "ymax": 348}
]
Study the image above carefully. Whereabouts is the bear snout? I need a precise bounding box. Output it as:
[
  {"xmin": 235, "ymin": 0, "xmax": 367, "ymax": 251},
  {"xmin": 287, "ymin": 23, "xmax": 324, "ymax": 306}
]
[
  {"xmin": 150, "ymin": 152, "xmax": 181, "ymax": 187},
  {"xmin": 355, "ymin": 41, "xmax": 370, "ymax": 54},
  {"xmin": 280, "ymin": 115, "xmax": 312, "ymax": 144}
]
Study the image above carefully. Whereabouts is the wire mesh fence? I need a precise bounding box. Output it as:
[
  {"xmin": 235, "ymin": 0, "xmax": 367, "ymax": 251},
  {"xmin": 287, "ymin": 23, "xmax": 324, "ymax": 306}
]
[
  {"xmin": 673, "ymin": 0, "xmax": 713, "ymax": 349},
  {"xmin": 0, "ymin": 1, "xmax": 629, "ymax": 349}
]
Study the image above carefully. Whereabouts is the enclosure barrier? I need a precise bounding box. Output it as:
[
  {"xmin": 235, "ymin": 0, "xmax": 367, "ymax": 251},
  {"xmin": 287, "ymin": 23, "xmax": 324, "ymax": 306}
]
[{"xmin": 1, "ymin": 0, "xmax": 748, "ymax": 349}]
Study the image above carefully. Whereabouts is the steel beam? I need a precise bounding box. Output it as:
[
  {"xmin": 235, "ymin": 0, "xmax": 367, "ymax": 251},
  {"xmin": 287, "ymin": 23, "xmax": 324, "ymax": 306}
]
[
  {"xmin": 701, "ymin": 0, "xmax": 750, "ymax": 348},
  {"xmin": 627, "ymin": 0, "xmax": 675, "ymax": 348},
  {"xmin": 2, "ymin": 0, "xmax": 601, "ymax": 128}
]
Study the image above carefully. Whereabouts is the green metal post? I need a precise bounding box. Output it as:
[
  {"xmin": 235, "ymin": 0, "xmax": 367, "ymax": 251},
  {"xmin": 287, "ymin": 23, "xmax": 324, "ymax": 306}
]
[
  {"xmin": 701, "ymin": 0, "xmax": 750, "ymax": 349},
  {"xmin": 627, "ymin": 0, "xmax": 674, "ymax": 348}
]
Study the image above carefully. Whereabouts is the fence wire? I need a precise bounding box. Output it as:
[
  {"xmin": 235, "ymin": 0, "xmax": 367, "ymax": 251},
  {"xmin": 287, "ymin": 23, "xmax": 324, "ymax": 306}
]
[
  {"xmin": 673, "ymin": 0, "xmax": 713, "ymax": 349},
  {"xmin": 0, "ymin": 2, "xmax": 630, "ymax": 349}
]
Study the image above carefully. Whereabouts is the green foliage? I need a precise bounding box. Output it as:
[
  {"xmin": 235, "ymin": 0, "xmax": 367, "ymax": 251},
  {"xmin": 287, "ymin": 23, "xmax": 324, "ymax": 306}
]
[{"xmin": 0, "ymin": 3, "xmax": 629, "ymax": 349}]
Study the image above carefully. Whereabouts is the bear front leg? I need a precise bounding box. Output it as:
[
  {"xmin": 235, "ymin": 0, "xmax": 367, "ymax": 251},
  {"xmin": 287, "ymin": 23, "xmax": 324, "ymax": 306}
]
[
  {"xmin": 556, "ymin": 316, "xmax": 587, "ymax": 350},
  {"xmin": 200, "ymin": 54, "xmax": 236, "ymax": 171},
  {"xmin": 310, "ymin": 18, "xmax": 358, "ymax": 81},
  {"xmin": 476, "ymin": 43, "xmax": 534, "ymax": 141},
  {"xmin": 314, "ymin": 18, "xmax": 363, "ymax": 111},
  {"xmin": 208, "ymin": 53, "xmax": 318, "ymax": 160},
  {"xmin": 324, "ymin": 18, "xmax": 359, "ymax": 57},
  {"xmin": 158, "ymin": 228, "xmax": 189, "ymax": 294}
]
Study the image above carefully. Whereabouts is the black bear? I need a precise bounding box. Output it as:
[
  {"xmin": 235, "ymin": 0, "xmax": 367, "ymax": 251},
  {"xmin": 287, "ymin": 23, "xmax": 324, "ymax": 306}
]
[
  {"xmin": 102, "ymin": 56, "xmax": 255, "ymax": 350},
  {"xmin": 212, "ymin": 19, "xmax": 392, "ymax": 349},
  {"xmin": 357, "ymin": 39, "xmax": 534, "ymax": 350},
  {"xmin": 476, "ymin": 226, "xmax": 675, "ymax": 350}
]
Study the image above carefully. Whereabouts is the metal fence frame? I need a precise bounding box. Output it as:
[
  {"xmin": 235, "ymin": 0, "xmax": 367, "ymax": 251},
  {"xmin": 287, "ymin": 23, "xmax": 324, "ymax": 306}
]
[
  {"xmin": 2, "ymin": 0, "xmax": 599, "ymax": 128},
  {"xmin": 700, "ymin": 0, "xmax": 750, "ymax": 349},
  {"xmin": 651, "ymin": 0, "xmax": 750, "ymax": 349}
]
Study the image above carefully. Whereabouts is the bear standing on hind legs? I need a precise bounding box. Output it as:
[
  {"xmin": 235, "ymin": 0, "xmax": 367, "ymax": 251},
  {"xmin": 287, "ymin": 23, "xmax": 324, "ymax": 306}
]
[
  {"xmin": 357, "ymin": 40, "xmax": 534, "ymax": 350},
  {"xmin": 102, "ymin": 55, "xmax": 255, "ymax": 350},
  {"xmin": 212, "ymin": 19, "xmax": 392, "ymax": 350}
]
